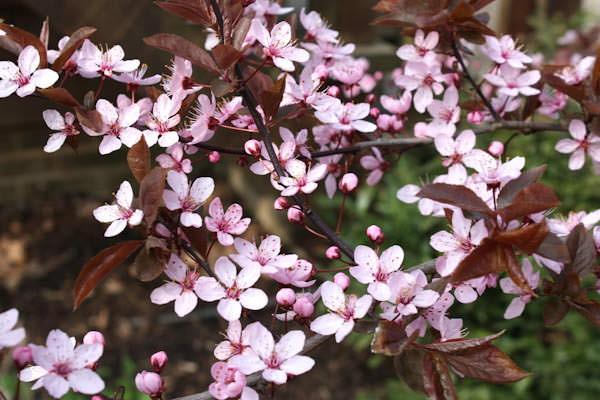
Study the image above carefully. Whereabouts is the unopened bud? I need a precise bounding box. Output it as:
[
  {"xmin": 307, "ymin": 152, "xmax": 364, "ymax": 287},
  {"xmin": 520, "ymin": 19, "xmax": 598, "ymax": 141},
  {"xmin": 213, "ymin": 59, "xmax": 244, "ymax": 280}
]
[
  {"xmin": 327, "ymin": 86, "xmax": 340, "ymax": 97},
  {"xmin": 370, "ymin": 107, "xmax": 380, "ymax": 118},
  {"xmin": 244, "ymin": 139, "xmax": 262, "ymax": 157},
  {"xmin": 467, "ymin": 110, "xmax": 484, "ymax": 125},
  {"xmin": 83, "ymin": 331, "xmax": 105, "ymax": 346},
  {"xmin": 334, "ymin": 272, "xmax": 351, "ymax": 290},
  {"xmin": 287, "ymin": 207, "xmax": 305, "ymax": 224},
  {"xmin": 276, "ymin": 288, "xmax": 296, "ymax": 306},
  {"xmin": 366, "ymin": 225, "xmax": 384, "ymax": 244},
  {"xmin": 339, "ymin": 173, "xmax": 358, "ymax": 194},
  {"xmin": 488, "ymin": 140, "xmax": 504, "ymax": 157},
  {"xmin": 326, "ymin": 246, "xmax": 341, "ymax": 260},
  {"xmin": 150, "ymin": 351, "xmax": 168, "ymax": 372},
  {"xmin": 293, "ymin": 297, "xmax": 314, "ymax": 318},
  {"xmin": 135, "ymin": 371, "xmax": 164, "ymax": 397},
  {"xmin": 274, "ymin": 196, "xmax": 290, "ymax": 210},
  {"xmin": 365, "ymin": 94, "xmax": 376, "ymax": 104},
  {"xmin": 12, "ymin": 346, "xmax": 33, "ymax": 370},
  {"xmin": 208, "ymin": 151, "xmax": 221, "ymax": 163}
]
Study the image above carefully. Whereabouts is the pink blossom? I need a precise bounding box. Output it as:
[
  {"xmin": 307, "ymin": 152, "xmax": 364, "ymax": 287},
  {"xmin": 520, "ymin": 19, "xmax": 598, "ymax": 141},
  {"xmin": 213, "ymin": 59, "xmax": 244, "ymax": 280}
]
[
  {"xmin": 299, "ymin": 8, "xmax": 338, "ymax": 43},
  {"xmin": 156, "ymin": 143, "xmax": 192, "ymax": 173},
  {"xmin": 280, "ymin": 127, "xmax": 311, "ymax": 159},
  {"xmin": 246, "ymin": 0, "xmax": 293, "ymax": 19},
  {"xmin": 249, "ymin": 140, "xmax": 296, "ymax": 176},
  {"xmin": 279, "ymin": 160, "xmax": 328, "ymax": 196},
  {"xmin": 380, "ymin": 91, "xmax": 412, "ymax": 115},
  {"xmin": 269, "ymin": 259, "xmax": 316, "ymax": 288},
  {"xmin": 113, "ymin": 64, "xmax": 161, "ymax": 90},
  {"xmin": 396, "ymin": 30, "xmax": 439, "ymax": 64},
  {"xmin": 427, "ymin": 85, "xmax": 460, "ymax": 135},
  {"xmin": 276, "ymin": 288, "xmax": 296, "ymax": 306},
  {"xmin": 47, "ymin": 36, "xmax": 82, "ymax": 74},
  {"xmin": 135, "ymin": 371, "xmax": 164, "ymax": 397},
  {"xmin": 499, "ymin": 259, "xmax": 539, "ymax": 319},
  {"xmin": 394, "ymin": 61, "xmax": 448, "ymax": 113},
  {"xmin": 276, "ymin": 290, "xmax": 320, "ymax": 322},
  {"xmin": 163, "ymin": 171, "xmax": 214, "ymax": 228},
  {"xmin": 434, "ymin": 130, "xmax": 476, "ymax": 172},
  {"xmin": 405, "ymin": 292, "xmax": 456, "ymax": 338},
  {"xmin": 339, "ymin": 172, "xmax": 359, "ymax": 193},
  {"xmin": 231, "ymin": 322, "xmax": 315, "ymax": 384},
  {"xmin": 334, "ymin": 272, "xmax": 351, "ymax": 290},
  {"xmin": 78, "ymin": 41, "xmax": 139, "ymax": 79},
  {"xmin": 538, "ymin": 89, "xmax": 567, "ymax": 119},
  {"xmin": 381, "ymin": 270, "xmax": 439, "ymax": 319},
  {"xmin": 150, "ymin": 254, "xmax": 200, "ymax": 317},
  {"xmin": 162, "ymin": 57, "xmax": 200, "ymax": 97},
  {"xmin": 482, "ymin": 35, "xmax": 532, "ymax": 69},
  {"xmin": 330, "ymin": 59, "xmax": 366, "ymax": 86},
  {"xmin": 555, "ymin": 119, "xmax": 600, "ymax": 170},
  {"xmin": 315, "ymin": 101, "xmax": 376, "ymax": 132},
  {"xmin": 464, "ymin": 153, "xmax": 525, "ymax": 188},
  {"xmin": 150, "ymin": 351, "xmax": 168, "ymax": 372},
  {"xmin": 20, "ymin": 330, "xmax": 104, "ymax": 398},
  {"xmin": 83, "ymin": 99, "xmax": 142, "ymax": 155},
  {"xmin": 0, "ymin": 309, "xmax": 25, "ymax": 350},
  {"xmin": 397, "ymin": 184, "xmax": 437, "ymax": 216},
  {"xmin": 282, "ymin": 67, "xmax": 326, "ymax": 109},
  {"xmin": 555, "ymin": 55, "xmax": 595, "ymax": 85},
  {"xmin": 13, "ymin": 346, "xmax": 33, "ymax": 369},
  {"xmin": 42, "ymin": 110, "xmax": 79, "ymax": 153},
  {"xmin": 430, "ymin": 210, "xmax": 488, "ymax": 276},
  {"xmin": 360, "ymin": 147, "xmax": 388, "ymax": 186},
  {"xmin": 209, "ymin": 362, "xmax": 258, "ymax": 400},
  {"xmin": 302, "ymin": 41, "xmax": 355, "ymax": 62},
  {"xmin": 143, "ymin": 94, "xmax": 182, "ymax": 147},
  {"xmin": 204, "ymin": 197, "xmax": 251, "ymax": 246},
  {"xmin": 214, "ymin": 320, "xmax": 253, "ymax": 361},
  {"xmin": 195, "ymin": 257, "xmax": 268, "ymax": 321},
  {"xmin": 0, "ymin": 46, "xmax": 58, "ymax": 97},
  {"xmin": 310, "ymin": 281, "xmax": 372, "ymax": 342},
  {"xmin": 250, "ymin": 20, "xmax": 309, "ymax": 72},
  {"xmin": 184, "ymin": 93, "xmax": 218, "ymax": 145},
  {"xmin": 453, "ymin": 275, "xmax": 493, "ymax": 304},
  {"xmin": 484, "ymin": 64, "xmax": 541, "ymax": 97},
  {"xmin": 93, "ymin": 181, "xmax": 143, "ymax": 237},
  {"xmin": 230, "ymin": 235, "xmax": 297, "ymax": 274},
  {"xmin": 547, "ymin": 210, "xmax": 600, "ymax": 237},
  {"xmin": 350, "ymin": 245, "xmax": 404, "ymax": 301}
]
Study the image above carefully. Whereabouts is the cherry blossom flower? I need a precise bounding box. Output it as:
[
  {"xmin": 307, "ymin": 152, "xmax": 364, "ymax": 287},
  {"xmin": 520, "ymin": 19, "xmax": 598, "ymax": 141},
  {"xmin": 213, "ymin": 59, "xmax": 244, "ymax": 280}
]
[
  {"xmin": 555, "ymin": 119, "xmax": 600, "ymax": 170},
  {"xmin": 204, "ymin": 197, "xmax": 251, "ymax": 246},
  {"xmin": 302, "ymin": 41, "xmax": 355, "ymax": 62},
  {"xmin": 499, "ymin": 259, "xmax": 539, "ymax": 319},
  {"xmin": 249, "ymin": 140, "xmax": 296, "ymax": 176},
  {"xmin": 0, "ymin": 46, "xmax": 58, "ymax": 97},
  {"xmin": 430, "ymin": 209, "xmax": 488, "ymax": 276},
  {"xmin": 381, "ymin": 270, "xmax": 440, "ymax": 319},
  {"xmin": 78, "ymin": 41, "xmax": 139, "ymax": 78},
  {"xmin": 209, "ymin": 362, "xmax": 258, "ymax": 400},
  {"xmin": 156, "ymin": 143, "xmax": 192, "ymax": 173},
  {"xmin": 464, "ymin": 153, "xmax": 525, "ymax": 189},
  {"xmin": 555, "ymin": 55, "xmax": 595, "ymax": 85},
  {"xmin": 250, "ymin": 20, "xmax": 309, "ymax": 72},
  {"xmin": 452, "ymin": 275, "xmax": 495, "ymax": 304},
  {"xmin": 394, "ymin": 61, "xmax": 448, "ymax": 113},
  {"xmin": 434, "ymin": 130, "xmax": 476, "ymax": 173},
  {"xmin": 482, "ymin": 35, "xmax": 532, "ymax": 69},
  {"xmin": 396, "ymin": 30, "xmax": 439, "ymax": 64},
  {"xmin": 427, "ymin": 85, "xmax": 460, "ymax": 135},
  {"xmin": 230, "ymin": 235, "xmax": 297, "ymax": 274},
  {"xmin": 310, "ymin": 281, "xmax": 372, "ymax": 342},
  {"xmin": 405, "ymin": 292, "xmax": 455, "ymax": 338},
  {"xmin": 246, "ymin": 0, "xmax": 293, "ymax": 19},
  {"xmin": 299, "ymin": 8, "xmax": 338, "ymax": 43},
  {"xmin": 143, "ymin": 94, "xmax": 182, "ymax": 147},
  {"xmin": 279, "ymin": 160, "xmax": 328, "ymax": 196},
  {"xmin": 269, "ymin": 259, "xmax": 316, "ymax": 288},
  {"xmin": 150, "ymin": 254, "xmax": 200, "ymax": 317},
  {"xmin": 360, "ymin": 147, "xmax": 389, "ymax": 186},
  {"xmin": 282, "ymin": 67, "xmax": 325, "ymax": 108},
  {"xmin": 113, "ymin": 64, "xmax": 161, "ymax": 91},
  {"xmin": 135, "ymin": 371, "xmax": 164, "ymax": 397},
  {"xmin": 547, "ymin": 210, "xmax": 600, "ymax": 237},
  {"xmin": 163, "ymin": 57, "xmax": 200, "ymax": 97},
  {"xmin": 397, "ymin": 184, "xmax": 438, "ymax": 216},
  {"xmin": 19, "ymin": 330, "xmax": 104, "ymax": 398},
  {"xmin": 47, "ymin": 36, "xmax": 81, "ymax": 74},
  {"xmin": 484, "ymin": 64, "xmax": 541, "ymax": 97},
  {"xmin": 163, "ymin": 170, "xmax": 215, "ymax": 228},
  {"xmin": 214, "ymin": 320, "xmax": 253, "ymax": 361},
  {"xmin": 93, "ymin": 181, "xmax": 143, "ymax": 237},
  {"xmin": 538, "ymin": 88, "xmax": 567, "ymax": 119},
  {"xmin": 350, "ymin": 245, "xmax": 404, "ymax": 301},
  {"xmin": 195, "ymin": 257, "xmax": 268, "ymax": 321},
  {"xmin": 184, "ymin": 93, "xmax": 218, "ymax": 145},
  {"xmin": 83, "ymin": 99, "xmax": 142, "ymax": 155},
  {"xmin": 315, "ymin": 100, "xmax": 376, "ymax": 132},
  {"xmin": 42, "ymin": 110, "xmax": 79, "ymax": 153},
  {"xmin": 276, "ymin": 290, "xmax": 320, "ymax": 322},
  {"xmin": 0, "ymin": 309, "xmax": 25, "ymax": 350},
  {"xmin": 280, "ymin": 127, "xmax": 311, "ymax": 158},
  {"xmin": 381, "ymin": 91, "xmax": 412, "ymax": 115},
  {"xmin": 231, "ymin": 322, "xmax": 314, "ymax": 384}
]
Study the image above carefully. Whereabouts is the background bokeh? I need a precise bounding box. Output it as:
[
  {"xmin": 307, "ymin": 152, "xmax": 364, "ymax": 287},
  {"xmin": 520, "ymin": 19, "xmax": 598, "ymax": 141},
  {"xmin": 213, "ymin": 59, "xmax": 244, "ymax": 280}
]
[{"xmin": 1, "ymin": 1, "xmax": 600, "ymax": 399}]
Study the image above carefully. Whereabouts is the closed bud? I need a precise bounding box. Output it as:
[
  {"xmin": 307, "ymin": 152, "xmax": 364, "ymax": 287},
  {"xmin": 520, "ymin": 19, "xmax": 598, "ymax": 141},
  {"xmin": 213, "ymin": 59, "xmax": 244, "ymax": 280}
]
[
  {"xmin": 325, "ymin": 245, "xmax": 341, "ymax": 260},
  {"xmin": 373, "ymin": 71, "xmax": 384, "ymax": 80},
  {"xmin": 293, "ymin": 297, "xmax": 314, "ymax": 318},
  {"xmin": 370, "ymin": 107, "xmax": 380, "ymax": 118},
  {"xmin": 135, "ymin": 371, "xmax": 164, "ymax": 397},
  {"xmin": 488, "ymin": 140, "xmax": 504, "ymax": 157},
  {"xmin": 366, "ymin": 225, "xmax": 384, "ymax": 244},
  {"xmin": 208, "ymin": 151, "xmax": 220, "ymax": 163},
  {"xmin": 274, "ymin": 196, "xmax": 290, "ymax": 210},
  {"xmin": 12, "ymin": 346, "xmax": 33, "ymax": 370},
  {"xmin": 327, "ymin": 86, "xmax": 340, "ymax": 97},
  {"xmin": 467, "ymin": 110, "xmax": 484, "ymax": 125},
  {"xmin": 150, "ymin": 351, "xmax": 168, "ymax": 372},
  {"xmin": 244, "ymin": 139, "xmax": 262, "ymax": 157},
  {"xmin": 276, "ymin": 288, "xmax": 296, "ymax": 306},
  {"xmin": 83, "ymin": 331, "xmax": 105, "ymax": 346},
  {"xmin": 339, "ymin": 173, "xmax": 358, "ymax": 194},
  {"xmin": 365, "ymin": 94, "xmax": 376, "ymax": 104},
  {"xmin": 287, "ymin": 207, "xmax": 305, "ymax": 224},
  {"xmin": 334, "ymin": 272, "xmax": 350, "ymax": 290}
]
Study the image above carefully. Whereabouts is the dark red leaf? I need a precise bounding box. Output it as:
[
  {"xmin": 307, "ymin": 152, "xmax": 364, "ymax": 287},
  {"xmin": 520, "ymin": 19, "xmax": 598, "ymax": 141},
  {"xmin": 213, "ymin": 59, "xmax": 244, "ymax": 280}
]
[
  {"xmin": 0, "ymin": 23, "xmax": 48, "ymax": 67},
  {"xmin": 156, "ymin": 0, "xmax": 215, "ymax": 26},
  {"xmin": 75, "ymin": 107, "xmax": 104, "ymax": 133},
  {"xmin": 570, "ymin": 300, "xmax": 600, "ymax": 327},
  {"xmin": 421, "ymin": 331, "xmax": 505, "ymax": 353},
  {"xmin": 139, "ymin": 167, "xmax": 167, "ymax": 226},
  {"xmin": 143, "ymin": 33, "xmax": 219, "ymax": 74},
  {"xmin": 493, "ymin": 222, "xmax": 549, "ymax": 255},
  {"xmin": 505, "ymin": 246, "xmax": 534, "ymax": 295},
  {"xmin": 39, "ymin": 17, "xmax": 50, "ymax": 49},
  {"xmin": 73, "ymin": 240, "xmax": 143, "ymax": 309},
  {"xmin": 131, "ymin": 239, "xmax": 168, "ymax": 282},
  {"xmin": 53, "ymin": 26, "xmax": 97, "ymax": 72},
  {"xmin": 182, "ymin": 226, "xmax": 208, "ymax": 258},
  {"xmin": 127, "ymin": 140, "xmax": 151, "ymax": 183},
  {"xmin": 498, "ymin": 183, "xmax": 559, "ymax": 222},
  {"xmin": 497, "ymin": 165, "xmax": 547, "ymax": 208},
  {"xmin": 566, "ymin": 224, "xmax": 597, "ymax": 277},
  {"xmin": 394, "ymin": 348, "xmax": 426, "ymax": 393},
  {"xmin": 543, "ymin": 299, "xmax": 570, "ymax": 326},
  {"xmin": 212, "ymin": 44, "xmax": 243, "ymax": 71},
  {"xmin": 535, "ymin": 231, "xmax": 571, "ymax": 263},
  {"xmin": 371, "ymin": 321, "xmax": 417, "ymax": 356},
  {"xmin": 450, "ymin": 239, "xmax": 506, "ymax": 283},
  {"xmin": 418, "ymin": 183, "xmax": 493, "ymax": 216},
  {"xmin": 543, "ymin": 65, "xmax": 585, "ymax": 102},
  {"xmin": 38, "ymin": 88, "xmax": 81, "ymax": 107},
  {"xmin": 261, "ymin": 76, "xmax": 286, "ymax": 122},
  {"xmin": 593, "ymin": 47, "xmax": 600, "ymax": 96},
  {"xmin": 423, "ymin": 353, "xmax": 458, "ymax": 400}
]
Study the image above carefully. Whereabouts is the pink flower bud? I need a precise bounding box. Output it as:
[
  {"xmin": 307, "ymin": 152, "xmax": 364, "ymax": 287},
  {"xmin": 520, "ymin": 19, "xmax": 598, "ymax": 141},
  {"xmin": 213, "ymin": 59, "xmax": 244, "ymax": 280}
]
[
  {"xmin": 370, "ymin": 107, "xmax": 380, "ymax": 118},
  {"xmin": 276, "ymin": 288, "xmax": 296, "ymax": 306},
  {"xmin": 293, "ymin": 297, "xmax": 314, "ymax": 318},
  {"xmin": 91, "ymin": 396, "xmax": 105, "ymax": 400},
  {"xmin": 326, "ymin": 245, "xmax": 341, "ymax": 260},
  {"xmin": 467, "ymin": 110, "xmax": 484, "ymax": 125},
  {"xmin": 83, "ymin": 331, "xmax": 105, "ymax": 346},
  {"xmin": 135, "ymin": 371, "xmax": 164, "ymax": 397},
  {"xmin": 208, "ymin": 151, "xmax": 221, "ymax": 163},
  {"xmin": 327, "ymin": 86, "xmax": 340, "ymax": 97},
  {"xmin": 339, "ymin": 173, "xmax": 358, "ymax": 194},
  {"xmin": 334, "ymin": 272, "xmax": 351, "ymax": 290},
  {"xmin": 365, "ymin": 94, "xmax": 376, "ymax": 104},
  {"xmin": 12, "ymin": 346, "xmax": 32, "ymax": 370},
  {"xmin": 244, "ymin": 139, "xmax": 262, "ymax": 157},
  {"xmin": 366, "ymin": 225, "xmax": 384, "ymax": 244},
  {"xmin": 287, "ymin": 207, "xmax": 305, "ymax": 224},
  {"xmin": 150, "ymin": 351, "xmax": 168, "ymax": 372},
  {"xmin": 274, "ymin": 196, "xmax": 290, "ymax": 210},
  {"xmin": 488, "ymin": 141, "xmax": 504, "ymax": 157}
]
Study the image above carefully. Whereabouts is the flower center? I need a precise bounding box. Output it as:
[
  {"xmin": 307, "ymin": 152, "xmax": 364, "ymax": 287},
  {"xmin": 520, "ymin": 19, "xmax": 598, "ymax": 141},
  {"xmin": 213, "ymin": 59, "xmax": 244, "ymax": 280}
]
[{"xmin": 53, "ymin": 362, "xmax": 72, "ymax": 377}]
